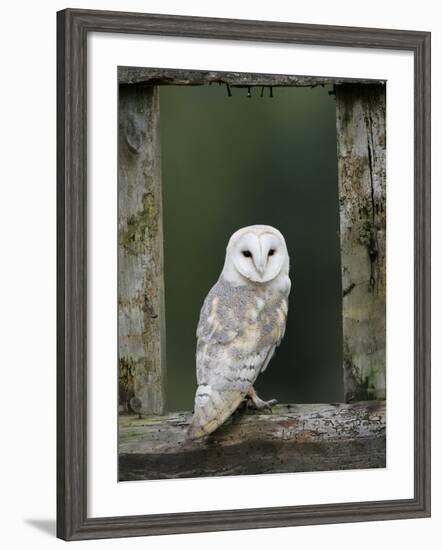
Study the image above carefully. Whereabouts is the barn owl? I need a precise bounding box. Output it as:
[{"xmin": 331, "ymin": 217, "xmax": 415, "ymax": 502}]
[{"xmin": 187, "ymin": 225, "xmax": 291, "ymax": 440}]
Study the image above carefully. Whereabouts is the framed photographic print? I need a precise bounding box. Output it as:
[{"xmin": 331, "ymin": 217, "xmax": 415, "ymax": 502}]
[{"xmin": 57, "ymin": 8, "xmax": 431, "ymax": 541}]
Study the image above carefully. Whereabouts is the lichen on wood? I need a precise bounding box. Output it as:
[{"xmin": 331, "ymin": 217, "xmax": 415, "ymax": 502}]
[
  {"xmin": 335, "ymin": 84, "xmax": 386, "ymax": 402},
  {"xmin": 118, "ymin": 85, "xmax": 166, "ymax": 415}
]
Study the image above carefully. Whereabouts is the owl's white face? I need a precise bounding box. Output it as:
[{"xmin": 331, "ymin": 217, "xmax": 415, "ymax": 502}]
[{"xmin": 223, "ymin": 225, "xmax": 289, "ymax": 284}]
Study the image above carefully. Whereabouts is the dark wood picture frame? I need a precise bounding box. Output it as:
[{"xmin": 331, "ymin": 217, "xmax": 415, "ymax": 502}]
[{"xmin": 57, "ymin": 8, "xmax": 431, "ymax": 541}]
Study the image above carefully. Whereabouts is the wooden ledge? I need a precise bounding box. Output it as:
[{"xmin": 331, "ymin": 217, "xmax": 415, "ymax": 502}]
[
  {"xmin": 118, "ymin": 67, "xmax": 385, "ymax": 87},
  {"xmin": 119, "ymin": 401, "xmax": 386, "ymax": 480}
]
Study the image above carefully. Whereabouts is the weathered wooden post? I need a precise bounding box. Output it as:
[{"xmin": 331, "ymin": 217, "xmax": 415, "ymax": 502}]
[
  {"xmin": 335, "ymin": 84, "xmax": 386, "ymax": 402},
  {"xmin": 118, "ymin": 83, "xmax": 166, "ymax": 415}
]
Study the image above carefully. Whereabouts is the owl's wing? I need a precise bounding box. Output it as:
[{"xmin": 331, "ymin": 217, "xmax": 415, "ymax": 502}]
[
  {"xmin": 188, "ymin": 283, "xmax": 277, "ymax": 440},
  {"xmin": 260, "ymin": 296, "xmax": 288, "ymax": 373}
]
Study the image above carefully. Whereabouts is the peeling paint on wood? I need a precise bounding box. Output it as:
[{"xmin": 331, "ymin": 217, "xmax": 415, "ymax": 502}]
[
  {"xmin": 118, "ymin": 401, "xmax": 386, "ymax": 480},
  {"xmin": 335, "ymin": 84, "xmax": 386, "ymax": 402},
  {"xmin": 118, "ymin": 85, "xmax": 166, "ymax": 415}
]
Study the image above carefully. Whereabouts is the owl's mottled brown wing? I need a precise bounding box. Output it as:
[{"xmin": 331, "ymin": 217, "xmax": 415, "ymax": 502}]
[{"xmin": 187, "ymin": 279, "xmax": 286, "ymax": 440}]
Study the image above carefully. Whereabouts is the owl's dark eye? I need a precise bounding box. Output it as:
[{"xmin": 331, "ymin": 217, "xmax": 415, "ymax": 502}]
[
  {"xmin": 242, "ymin": 250, "xmax": 252, "ymax": 258},
  {"xmin": 268, "ymin": 249, "xmax": 275, "ymax": 256}
]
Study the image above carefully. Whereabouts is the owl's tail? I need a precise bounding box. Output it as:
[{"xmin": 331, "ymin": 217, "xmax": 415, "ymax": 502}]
[{"xmin": 187, "ymin": 386, "xmax": 244, "ymax": 440}]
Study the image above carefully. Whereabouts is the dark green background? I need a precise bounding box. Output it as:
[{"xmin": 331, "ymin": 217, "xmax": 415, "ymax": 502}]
[{"xmin": 160, "ymin": 84, "xmax": 343, "ymax": 411}]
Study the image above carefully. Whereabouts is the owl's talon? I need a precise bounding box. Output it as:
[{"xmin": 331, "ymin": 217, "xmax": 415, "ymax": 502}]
[
  {"xmin": 247, "ymin": 390, "xmax": 277, "ymax": 412},
  {"xmin": 256, "ymin": 397, "xmax": 278, "ymax": 411}
]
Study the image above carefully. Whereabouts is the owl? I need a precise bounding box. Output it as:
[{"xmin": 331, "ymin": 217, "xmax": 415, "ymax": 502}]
[{"xmin": 187, "ymin": 225, "xmax": 291, "ymax": 440}]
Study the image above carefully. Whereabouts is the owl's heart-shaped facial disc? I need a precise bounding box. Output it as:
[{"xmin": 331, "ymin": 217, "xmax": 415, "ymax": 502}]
[{"xmin": 224, "ymin": 225, "xmax": 289, "ymax": 284}]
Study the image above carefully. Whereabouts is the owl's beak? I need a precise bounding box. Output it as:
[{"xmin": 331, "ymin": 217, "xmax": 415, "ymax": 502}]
[{"xmin": 255, "ymin": 255, "xmax": 266, "ymax": 277}]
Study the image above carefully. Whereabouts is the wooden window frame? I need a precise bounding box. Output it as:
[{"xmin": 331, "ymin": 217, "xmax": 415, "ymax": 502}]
[{"xmin": 117, "ymin": 67, "xmax": 386, "ymax": 480}]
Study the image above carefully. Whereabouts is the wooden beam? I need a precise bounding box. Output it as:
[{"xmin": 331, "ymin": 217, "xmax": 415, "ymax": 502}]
[
  {"xmin": 118, "ymin": 401, "xmax": 386, "ymax": 480},
  {"xmin": 118, "ymin": 84, "xmax": 166, "ymax": 415},
  {"xmin": 335, "ymin": 84, "xmax": 386, "ymax": 402},
  {"xmin": 118, "ymin": 66, "xmax": 385, "ymax": 87}
]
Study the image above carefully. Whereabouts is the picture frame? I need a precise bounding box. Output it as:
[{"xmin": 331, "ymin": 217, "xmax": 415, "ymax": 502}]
[{"xmin": 57, "ymin": 8, "xmax": 431, "ymax": 541}]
